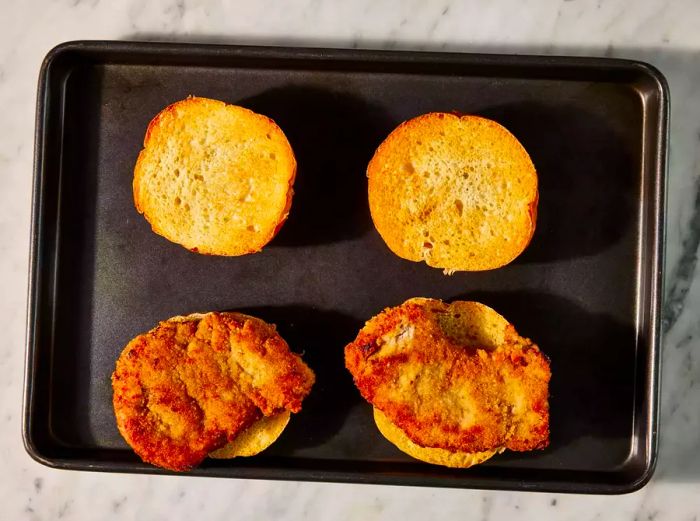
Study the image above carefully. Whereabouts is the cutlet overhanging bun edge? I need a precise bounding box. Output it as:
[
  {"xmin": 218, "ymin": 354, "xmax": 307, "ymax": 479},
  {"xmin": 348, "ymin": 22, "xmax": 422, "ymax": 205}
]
[
  {"xmin": 169, "ymin": 312, "xmax": 296, "ymax": 460},
  {"xmin": 112, "ymin": 311, "xmax": 314, "ymax": 471},
  {"xmin": 133, "ymin": 96, "xmax": 296, "ymax": 256},
  {"xmin": 344, "ymin": 297, "xmax": 550, "ymax": 466},
  {"xmin": 209, "ymin": 410, "xmax": 291, "ymax": 459},
  {"xmin": 367, "ymin": 113, "xmax": 538, "ymax": 272}
]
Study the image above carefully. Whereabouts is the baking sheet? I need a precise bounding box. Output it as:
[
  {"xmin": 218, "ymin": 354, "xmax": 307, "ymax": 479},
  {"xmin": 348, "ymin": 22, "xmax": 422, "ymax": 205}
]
[{"xmin": 24, "ymin": 41, "xmax": 668, "ymax": 493}]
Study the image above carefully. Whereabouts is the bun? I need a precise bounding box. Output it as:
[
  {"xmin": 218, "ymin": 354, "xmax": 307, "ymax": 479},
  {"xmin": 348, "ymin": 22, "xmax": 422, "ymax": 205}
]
[
  {"xmin": 368, "ymin": 113, "xmax": 537, "ymax": 272},
  {"xmin": 133, "ymin": 96, "xmax": 296, "ymax": 255}
]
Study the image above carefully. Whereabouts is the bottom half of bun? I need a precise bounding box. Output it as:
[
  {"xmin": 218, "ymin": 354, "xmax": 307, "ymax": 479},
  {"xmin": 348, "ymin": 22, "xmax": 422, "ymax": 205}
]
[{"xmin": 373, "ymin": 408, "xmax": 503, "ymax": 468}]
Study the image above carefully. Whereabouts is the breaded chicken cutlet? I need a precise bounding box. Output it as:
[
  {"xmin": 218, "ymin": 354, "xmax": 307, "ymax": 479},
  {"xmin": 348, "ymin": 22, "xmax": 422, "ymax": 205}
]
[
  {"xmin": 345, "ymin": 298, "xmax": 550, "ymax": 463},
  {"xmin": 112, "ymin": 312, "xmax": 314, "ymax": 471}
]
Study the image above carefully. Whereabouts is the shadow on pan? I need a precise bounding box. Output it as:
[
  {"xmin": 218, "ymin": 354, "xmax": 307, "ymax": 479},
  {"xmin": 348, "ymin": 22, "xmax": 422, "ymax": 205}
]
[
  {"xmin": 44, "ymin": 65, "xmax": 104, "ymax": 450},
  {"xmin": 476, "ymin": 101, "xmax": 638, "ymax": 265},
  {"xmin": 239, "ymin": 87, "xmax": 396, "ymax": 247},
  {"xmin": 239, "ymin": 293, "xmax": 638, "ymax": 466},
  {"xmin": 128, "ymin": 33, "xmax": 643, "ymax": 264},
  {"xmin": 240, "ymin": 92, "xmax": 639, "ymax": 261},
  {"xmin": 456, "ymin": 290, "xmax": 636, "ymax": 465},
  {"xmin": 231, "ymin": 305, "xmax": 363, "ymax": 451}
]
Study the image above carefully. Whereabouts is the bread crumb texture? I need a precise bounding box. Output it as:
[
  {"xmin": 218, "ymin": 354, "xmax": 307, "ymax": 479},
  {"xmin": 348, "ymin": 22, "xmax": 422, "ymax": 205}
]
[
  {"xmin": 133, "ymin": 97, "xmax": 296, "ymax": 256},
  {"xmin": 112, "ymin": 312, "xmax": 314, "ymax": 471},
  {"xmin": 345, "ymin": 298, "xmax": 550, "ymax": 457},
  {"xmin": 373, "ymin": 408, "xmax": 501, "ymax": 468},
  {"xmin": 208, "ymin": 410, "xmax": 291, "ymax": 459},
  {"xmin": 368, "ymin": 113, "xmax": 538, "ymax": 271}
]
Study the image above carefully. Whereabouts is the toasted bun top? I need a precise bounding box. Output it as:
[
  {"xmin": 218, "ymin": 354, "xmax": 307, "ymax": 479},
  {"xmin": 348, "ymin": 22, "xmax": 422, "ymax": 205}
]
[
  {"xmin": 133, "ymin": 97, "xmax": 296, "ymax": 256},
  {"xmin": 368, "ymin": 113, "xmax": 538, "ymax": 271}
]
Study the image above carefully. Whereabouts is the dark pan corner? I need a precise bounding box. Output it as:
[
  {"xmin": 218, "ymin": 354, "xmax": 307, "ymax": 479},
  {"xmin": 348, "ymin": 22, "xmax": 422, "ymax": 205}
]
[
  {"xmin": 37, "ymin": 40, "xmax": 87, "ymax": 87},
  {"xmin": 612, "ymin": 449, "xmax": 658, "ymax": 495},
  {"xmin": 21, "ymin": 428, "xmax": 61, "ymax": 471},
  {"xmin": 627, "ymin": 58, "xmax": 671, "ymax": 103},
  {"xmin": 40, "ymin": 40, "xmax": 80, "ymax": 70}
]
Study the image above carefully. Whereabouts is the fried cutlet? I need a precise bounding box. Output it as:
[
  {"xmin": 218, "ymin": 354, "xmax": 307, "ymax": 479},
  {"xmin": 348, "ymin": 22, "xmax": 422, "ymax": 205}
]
[
  {"xmin": 345, "ymin": 298, "xmax": 550, "ymax": 458},
  {"xmin": 112, "ymin": 312, "xmax": 314, "ymax": 471},
  {"xmin": 209, "ymin": 410, "xmax": 291, "ymax": 459},
  {"xmin": 373, "ymin": 408, "xmax": 501, "ymax": 468}
]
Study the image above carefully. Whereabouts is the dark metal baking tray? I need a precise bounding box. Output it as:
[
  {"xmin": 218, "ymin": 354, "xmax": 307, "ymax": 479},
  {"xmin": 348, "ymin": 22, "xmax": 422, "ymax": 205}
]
[{"xmin": 24, "ymin": 40, "xmax": 668, "ymax": 494}]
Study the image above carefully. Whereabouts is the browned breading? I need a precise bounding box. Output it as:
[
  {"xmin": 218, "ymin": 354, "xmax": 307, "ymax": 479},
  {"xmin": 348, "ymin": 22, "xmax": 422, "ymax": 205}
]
[
  {"xmin": 112, "ymin": 312, "xmax": 314, "ymax": 471},
  {"xmin": 345, "ymin": 298, "xmax": 550, "ymax": 455}
]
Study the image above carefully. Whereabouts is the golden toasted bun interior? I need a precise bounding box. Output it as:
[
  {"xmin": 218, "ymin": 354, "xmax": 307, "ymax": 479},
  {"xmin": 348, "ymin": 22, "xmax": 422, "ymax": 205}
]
[
  {"xmin": 133, "ymin": 96, "xmax": 296, "ymax": 256},
  {"xmin": 367, "ymin": 113, "xmax": 538, "ymax": 272},
  {"xmin": 374, "ymin": 408, "xmax": 498, "ymax": 468},
  {"xmin": 209, "ymin": 410, "xmax": 291, "ymax": 459},
  {"xmin": 405, "ymin": 297, "xmax": 510, "ymax": 350}
]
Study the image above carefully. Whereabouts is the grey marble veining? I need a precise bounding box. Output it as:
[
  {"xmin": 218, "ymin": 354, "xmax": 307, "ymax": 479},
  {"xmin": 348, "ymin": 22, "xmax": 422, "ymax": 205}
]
[{"xmin": 3, "ymin": 0, "xmax": 700, "ymax": 519}]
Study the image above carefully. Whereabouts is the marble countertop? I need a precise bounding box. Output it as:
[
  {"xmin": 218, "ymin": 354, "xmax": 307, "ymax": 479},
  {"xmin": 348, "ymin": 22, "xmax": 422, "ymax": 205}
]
[{"xmin": 3, "ymin": 0, "xmax": 700, "ymax": 519}]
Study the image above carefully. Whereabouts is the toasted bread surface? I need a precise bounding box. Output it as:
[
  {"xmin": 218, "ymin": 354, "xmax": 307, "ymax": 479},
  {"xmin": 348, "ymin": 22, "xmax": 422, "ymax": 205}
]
[
  {"xmin": 374, "ymin": 408, "xmax": 499, "ymax": 468},
  {"xmin": 209, "ymin": 410, "xmax": 291, "ymax": 459},
  {"xmin": 133, "ymin": 97, "xmax": 296, "ymax": 255},
  {"xmin": 368, "ymin": 113, "xmax": 538, "ymax": 272},
  {"xmin": 112, "ymin": 312, "xmax": 314, "ymax": 471},
  {"xmin": 345, "ymin": 298, "xmax": 550, "ymax": 456}
]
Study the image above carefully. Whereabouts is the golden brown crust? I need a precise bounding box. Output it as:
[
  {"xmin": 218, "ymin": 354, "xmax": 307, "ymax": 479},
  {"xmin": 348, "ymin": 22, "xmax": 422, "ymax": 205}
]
[
  {"xmin": 112, "ymin": 312, "xmax": 314, "ymax": 471},
  {"xmin": 345, "ymin": 299, "xmax": 550, "ymax": 454},
  {"xmin": 373, "ymin": 408, "xmax": 499, "ymax": 468},
  {"xmin": 133, "ymin": 96, "xmax": 296, "ymax": 256},
  {"xmin": 367, "ymin": 113, "xmax": 538, "ymax": 271},
  {"xmin": 208, "ymin": 410, "xmax": 291, "ymax": 459}
]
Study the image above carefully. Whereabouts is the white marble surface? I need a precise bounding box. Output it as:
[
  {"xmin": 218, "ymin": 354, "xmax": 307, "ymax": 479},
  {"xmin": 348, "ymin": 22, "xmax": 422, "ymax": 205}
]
[{"xmin": 2, "ymin": 0, "xmax": 700, "ymax": 519}]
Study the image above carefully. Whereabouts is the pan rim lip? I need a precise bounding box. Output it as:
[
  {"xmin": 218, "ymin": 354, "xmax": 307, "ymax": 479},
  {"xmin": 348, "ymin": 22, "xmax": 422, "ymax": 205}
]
[
  {"xmin": 22, "ymin": 39, "xmax": 668, "ymax": 494},
  {"xmin": 33, "ymin": 38, "xmax": 674, "ymax": 71}
]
